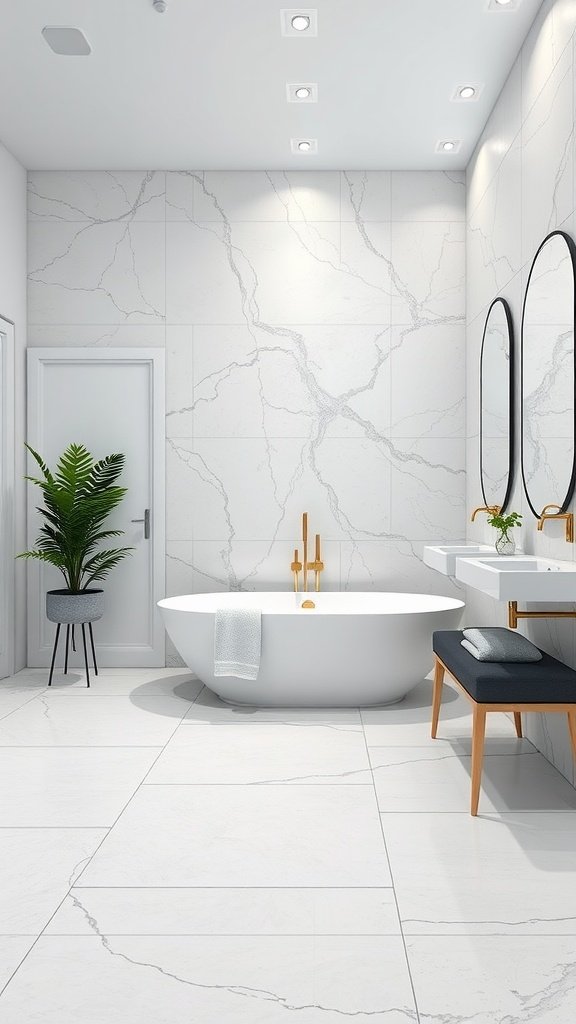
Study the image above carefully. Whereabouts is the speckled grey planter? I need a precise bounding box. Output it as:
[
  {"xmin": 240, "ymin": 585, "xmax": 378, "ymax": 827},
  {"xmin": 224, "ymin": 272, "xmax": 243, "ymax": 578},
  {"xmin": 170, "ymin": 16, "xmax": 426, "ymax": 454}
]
[{"xmin": 46, "ymin": 589, "xmax": 104, "ymax": 624}]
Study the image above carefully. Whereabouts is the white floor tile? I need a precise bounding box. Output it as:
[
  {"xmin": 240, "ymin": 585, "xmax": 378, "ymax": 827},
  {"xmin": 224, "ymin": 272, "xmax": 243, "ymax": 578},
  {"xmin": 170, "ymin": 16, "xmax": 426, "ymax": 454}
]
[
  {"xmin": 407, "ymin": 935, "xmax": 576, "ymax": 1022},
  {"xmin": 147, "ymin": 720, "xmax": 372, "ymax": 784},
  {"xmin": 47, "ymin": 887, "xmax": 400, "ymax": 936},
  {"xmin": 45, "ymin": 669, "xmax": 202, "ymax": 699},
  {"xmin": 0, "ymin": 937, "xmax": 36, "ymax": 992},
  {"xmin": 79, "ymin": 785, "xmax": 391, "ymax": 887},
  {"xmin": 370, "ymin": 746, "xmax": 576, "ymax": 812},
  {"xmin": 0, "ymin": 691, "xmax": 42, "ymax": 720},
  {"xmin": 361, "ymin": 678, "xmax": 519, "ymax": 747},
  {"xmin": 383, "ymin": 812, "xmax": 576, "ymax": 935},
  {"xmin": 0, "ymin": 829, "xmax": 107, "ymax": 934},
  {"xmin": 0, "ymin": 748, "xmax": 160, "ymax": 826},
  {"xmin": 0, "ymin": 695, "xmax": 191, "ymax": 747},
  {"xmin": 184, "ymin": 687, "xmax": 363, "ymax": 725},
  {"xmin": 0, "ymin": 935, "xmax": 417, "ymax": 1022}
]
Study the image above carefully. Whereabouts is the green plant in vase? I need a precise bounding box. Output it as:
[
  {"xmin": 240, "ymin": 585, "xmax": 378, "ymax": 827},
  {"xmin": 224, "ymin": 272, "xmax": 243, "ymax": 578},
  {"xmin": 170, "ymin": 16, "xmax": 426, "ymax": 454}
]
[{"xmin": 486, "ymin": 510, "xmax": 522, "ymax": 556}]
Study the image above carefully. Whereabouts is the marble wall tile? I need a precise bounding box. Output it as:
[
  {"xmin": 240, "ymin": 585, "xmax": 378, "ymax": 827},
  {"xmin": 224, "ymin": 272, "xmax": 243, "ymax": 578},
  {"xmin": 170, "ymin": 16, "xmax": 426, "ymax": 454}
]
[
  {"xmin": 28, "ymin": 221, "xmax": 165, "ymax": 325},
  {"xmin": 28, "ymin": 169, "xmax": 466, "ymax": 658},
  {"xmin": 467, "ymin": 57, "xmax": 522, "ymax": 218},
  {"xmin": 389, "ymin": 439, "xmax": 466, "ymax": 540},
  {"xmin": 27, "ymin": 324, "xmax": 166, "ymax": 347},
  {"xmin": 522, "ymin": 0, "xmax": 576, "ymax": 120},
  {"xmin": 390, "ymin": 221, "xmax": 466, "ymax": 323},
  {"xmin": 341, "ymin": 171, "xmax": 391, "ymax": 222},
  {"xmin": 28, "ymin": 171, "xmax": 166, "ymax": 223},
  {"xmin": 521, "ymin": 43, "xmax": 574, "ymax": 264},
  {"xmin": 390, "ymin": 171, "xmax": 466, "ymax": 223},
  {"xmin": 192, "ymin": 170, "xmax": 342, "ymax": 223},
  {"xmin": 467, "ymin": 137, "xmax": 522, "ymax": 323},
  {"xmin": 389, "ymin": 323, "xmax": 465, "ymax": 439}
]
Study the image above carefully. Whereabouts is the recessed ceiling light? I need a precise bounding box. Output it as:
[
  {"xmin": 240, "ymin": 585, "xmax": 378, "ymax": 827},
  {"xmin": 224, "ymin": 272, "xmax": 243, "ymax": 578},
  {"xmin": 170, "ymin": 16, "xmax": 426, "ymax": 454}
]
[
  {"xmin": 280, "ymin": 10, "xmax": 318, "ymax": 36},
  {"xmin": 487, "ymin": 0, "xmax": 518, "ymax": 10},
  {"xmin": 435, "ymin": 139, "xmax": 462, "ymax": 154},
  {"xmin": 42, "ymin": 26, "xmax": 91, "ymax": 56},
  {"xmin": 291, "ymin": 138, "xmax": 318, "ymax": 155},
  {"xmin": 286, "ymin": 83, "xmax": 318, "ymax": 103},
  {"xmin": 452, "ymin": 83, "xmax": 483, "ymax": 102}
]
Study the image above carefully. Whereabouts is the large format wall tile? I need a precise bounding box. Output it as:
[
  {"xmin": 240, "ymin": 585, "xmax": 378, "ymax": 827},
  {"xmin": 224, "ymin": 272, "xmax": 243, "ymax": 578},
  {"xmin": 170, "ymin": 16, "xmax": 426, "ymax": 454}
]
[{"xmin": 28, "ymin": 168, "xmax": 465, "ymax": 612}]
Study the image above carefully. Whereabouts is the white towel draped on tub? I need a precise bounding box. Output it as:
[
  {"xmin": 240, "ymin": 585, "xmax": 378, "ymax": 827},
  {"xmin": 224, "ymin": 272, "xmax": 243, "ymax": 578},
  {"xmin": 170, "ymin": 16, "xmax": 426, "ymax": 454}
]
[{"xmin": 214, "ymin": 607, "xmax": 262, "ymax": 680}]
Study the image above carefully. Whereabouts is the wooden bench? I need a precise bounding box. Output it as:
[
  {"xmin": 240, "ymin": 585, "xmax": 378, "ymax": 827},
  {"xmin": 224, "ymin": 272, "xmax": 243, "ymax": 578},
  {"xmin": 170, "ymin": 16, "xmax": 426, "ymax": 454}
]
[{"xmin": 431, "ymin": 630, "xmax": 576, "ymax": 815}]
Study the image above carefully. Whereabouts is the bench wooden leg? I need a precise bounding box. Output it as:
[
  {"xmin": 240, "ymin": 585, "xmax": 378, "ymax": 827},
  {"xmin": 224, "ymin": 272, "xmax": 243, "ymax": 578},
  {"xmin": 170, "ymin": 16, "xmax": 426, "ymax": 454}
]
[
  {"xmin": 513, "ymin": 712, "xmax": 523, "ymax": 739},
  {"xmin": 431, "ymin": 658, "xmax": 445, "ymax": 739},
  {"xmin": 471, "ymin": 706, "xmax": 487, "ymax": 816},
  {"xmin": 567, "ymin": 712, "xmax": 576, "ymax": 760}
]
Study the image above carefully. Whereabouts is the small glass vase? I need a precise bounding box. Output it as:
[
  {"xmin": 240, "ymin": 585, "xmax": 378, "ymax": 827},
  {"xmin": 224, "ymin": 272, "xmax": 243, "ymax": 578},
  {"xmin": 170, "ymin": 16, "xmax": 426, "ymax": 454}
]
[{"xmin": 495, "ymin": 531, "xmax": 516, "ymax": 556}]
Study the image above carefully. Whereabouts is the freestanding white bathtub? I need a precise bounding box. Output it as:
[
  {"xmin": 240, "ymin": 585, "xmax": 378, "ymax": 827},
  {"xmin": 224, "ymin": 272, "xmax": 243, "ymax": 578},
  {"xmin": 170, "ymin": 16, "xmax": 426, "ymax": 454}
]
[{"xmin": 159, "ymin": 591, "xmax": 464, "ymax": 707}]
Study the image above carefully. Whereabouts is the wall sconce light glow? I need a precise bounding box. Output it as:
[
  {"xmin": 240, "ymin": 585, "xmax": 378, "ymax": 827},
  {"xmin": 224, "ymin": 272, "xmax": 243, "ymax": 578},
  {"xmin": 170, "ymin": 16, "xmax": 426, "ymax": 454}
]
[
  {"xmin": 295, "ymin": 87, "xmax": 311, "ymax": 99},
  {"xmin": 459, "ymin": 86, "xmax": 476, "ymax": 99},
  {"xmin": 291, "ymin": 14, "xmax": 311, "ymax": 30}
]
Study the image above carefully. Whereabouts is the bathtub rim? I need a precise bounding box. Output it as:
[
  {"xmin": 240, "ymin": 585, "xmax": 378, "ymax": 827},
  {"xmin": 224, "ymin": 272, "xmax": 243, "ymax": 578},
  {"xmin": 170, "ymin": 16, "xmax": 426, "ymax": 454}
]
[{"xmin": 158, "ymin": 591, "xmax": 465, "ymax": 617}]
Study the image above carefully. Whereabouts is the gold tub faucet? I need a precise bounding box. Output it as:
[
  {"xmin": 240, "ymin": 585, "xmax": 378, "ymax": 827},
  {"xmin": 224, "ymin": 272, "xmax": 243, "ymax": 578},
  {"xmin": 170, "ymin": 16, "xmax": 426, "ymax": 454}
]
[{"xmin": 291, "ymin": 512, "xmax": 324, "ymax": 594}]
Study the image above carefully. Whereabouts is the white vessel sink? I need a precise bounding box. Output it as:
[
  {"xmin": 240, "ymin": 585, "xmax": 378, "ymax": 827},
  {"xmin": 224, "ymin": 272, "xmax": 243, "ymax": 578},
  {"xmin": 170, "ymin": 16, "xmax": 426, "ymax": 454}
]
[
  {"xmin": 423, "ymin": 544, "xmax": 494, "ymax": 576},
  {"xmin": 455, "ymin": 556, "xmax": 576, "ymax": 602}
]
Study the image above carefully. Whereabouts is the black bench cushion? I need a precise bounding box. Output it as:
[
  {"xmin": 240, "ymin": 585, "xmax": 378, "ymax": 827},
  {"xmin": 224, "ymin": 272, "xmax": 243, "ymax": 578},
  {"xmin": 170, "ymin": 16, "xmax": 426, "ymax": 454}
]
[{"xmin": 433, "ymin": 630, "xmax": 576, "ymax": 704}]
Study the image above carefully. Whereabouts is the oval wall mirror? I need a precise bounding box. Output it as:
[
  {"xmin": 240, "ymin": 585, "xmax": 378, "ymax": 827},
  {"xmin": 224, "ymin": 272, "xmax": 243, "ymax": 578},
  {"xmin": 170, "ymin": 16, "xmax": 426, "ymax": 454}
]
[
  {"xmin": 480, "ymin": 297, "xmax": 514, "ymax": 512},
  {"xmin": 521, "ymin": 230, "xmax": 576, "ymax": 518}
]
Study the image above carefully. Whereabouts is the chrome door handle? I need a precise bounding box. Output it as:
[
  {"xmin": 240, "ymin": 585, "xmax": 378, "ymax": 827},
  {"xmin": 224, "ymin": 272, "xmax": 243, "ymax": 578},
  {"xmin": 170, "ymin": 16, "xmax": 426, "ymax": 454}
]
[{"xmin": 131, "ymin": 509, "xmax": 151, "ymax": 539}]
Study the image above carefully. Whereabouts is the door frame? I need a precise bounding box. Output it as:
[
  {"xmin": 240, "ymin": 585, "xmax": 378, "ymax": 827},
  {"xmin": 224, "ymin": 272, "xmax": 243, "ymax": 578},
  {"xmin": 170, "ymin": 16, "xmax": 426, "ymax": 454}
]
[
  {"xmin": 26, "ymin": 348, "xmax": 166, "ymax": 667},
  {"xmin": 0, "ymin": 317, "xmax": 15, "ymax": 679}
]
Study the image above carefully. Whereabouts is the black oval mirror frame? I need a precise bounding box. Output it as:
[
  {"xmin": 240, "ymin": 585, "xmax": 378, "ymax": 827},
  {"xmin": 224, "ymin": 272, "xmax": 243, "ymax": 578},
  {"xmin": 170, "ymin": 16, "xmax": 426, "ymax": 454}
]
[
  {"xmin": 521, "ymin": 230, "xmax": 576, "ymax": 518},
  {"xmin": 480, "ymin": 296, "xmax": 515, "ymax": 513}
]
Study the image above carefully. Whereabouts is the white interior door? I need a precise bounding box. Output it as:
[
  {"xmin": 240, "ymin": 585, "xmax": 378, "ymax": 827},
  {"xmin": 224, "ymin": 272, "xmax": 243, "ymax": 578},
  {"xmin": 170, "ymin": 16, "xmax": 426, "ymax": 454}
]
[
  {"xmin": 0, "ymin": 317, "xmax": 15, "ymax": 680},
  {"xmin": 27, "ymin": 348, "xmax": 165, "ymax": 668}
]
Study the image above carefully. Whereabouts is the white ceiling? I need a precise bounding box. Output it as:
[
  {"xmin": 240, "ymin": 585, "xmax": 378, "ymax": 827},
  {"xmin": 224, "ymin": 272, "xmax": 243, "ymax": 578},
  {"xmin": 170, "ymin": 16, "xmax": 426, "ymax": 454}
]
[{"xmin": 0, "ymin": 0, "xmax": 543, "ymax": 170}]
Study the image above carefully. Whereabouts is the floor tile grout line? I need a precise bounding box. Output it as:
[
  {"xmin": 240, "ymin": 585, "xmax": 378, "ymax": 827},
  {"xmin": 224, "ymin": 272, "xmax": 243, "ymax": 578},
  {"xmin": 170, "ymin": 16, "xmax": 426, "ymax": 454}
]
[
  {"xmin": 7, "ymin": 932, "xmax": 406, "ymax": 938},
  {"xmin": 359, "ymin": 707, "xmax": 422, "ymax": 1023},
  {"xmin": 0, "ymin": 695, "xmax": 200, "ymax": 999},
  {"xmin": 0, "ymin": 690, "xmax": 49, "ymax": 722}
]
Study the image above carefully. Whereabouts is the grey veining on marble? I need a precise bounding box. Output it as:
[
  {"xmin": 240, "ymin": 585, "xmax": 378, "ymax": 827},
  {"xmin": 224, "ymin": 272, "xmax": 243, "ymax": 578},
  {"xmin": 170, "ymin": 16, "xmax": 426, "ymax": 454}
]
[{"xmin": 28, "ymin": 167, "xmax": 465, "ymax": 599}]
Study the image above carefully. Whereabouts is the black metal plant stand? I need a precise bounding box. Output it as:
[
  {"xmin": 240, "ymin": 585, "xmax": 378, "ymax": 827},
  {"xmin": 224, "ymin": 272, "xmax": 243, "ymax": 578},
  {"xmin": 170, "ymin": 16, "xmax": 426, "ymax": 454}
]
[{"xmin": 48, "ymin": 621, "xmax": 99, "ymax": 687}]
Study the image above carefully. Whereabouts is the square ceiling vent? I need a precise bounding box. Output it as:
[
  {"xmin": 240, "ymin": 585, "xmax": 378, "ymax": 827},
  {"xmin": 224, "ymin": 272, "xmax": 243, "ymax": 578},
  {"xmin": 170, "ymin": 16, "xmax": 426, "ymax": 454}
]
[{"xmin": 42, "ymin": 26, "xmax": 91, "ymax": 55}]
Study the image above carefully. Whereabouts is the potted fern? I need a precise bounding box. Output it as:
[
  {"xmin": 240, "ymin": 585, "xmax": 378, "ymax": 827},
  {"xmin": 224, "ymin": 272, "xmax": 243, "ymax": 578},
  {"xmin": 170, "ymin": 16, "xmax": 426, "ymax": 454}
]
[{"xmin": 18, "ymin": 443, "xmax": 133, "ymax": 624}]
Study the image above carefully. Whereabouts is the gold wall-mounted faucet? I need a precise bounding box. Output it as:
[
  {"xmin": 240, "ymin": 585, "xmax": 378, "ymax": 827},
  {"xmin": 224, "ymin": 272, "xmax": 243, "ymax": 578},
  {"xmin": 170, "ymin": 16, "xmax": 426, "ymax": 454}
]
[
  {"xmin": 470, "ymin": 505, "xmax": 500, "ymax": 522},
  {"xmin": 537, "ymin": 504, "xmax": 574, "ymax": 543},
  {"xmin": 291, "ymin": 512, "xmax": 324, "ymax": 596}
]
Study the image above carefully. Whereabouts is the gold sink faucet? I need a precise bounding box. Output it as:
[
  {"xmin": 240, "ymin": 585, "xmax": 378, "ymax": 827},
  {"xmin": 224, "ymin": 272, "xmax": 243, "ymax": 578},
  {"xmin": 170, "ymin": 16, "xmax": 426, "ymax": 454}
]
[
  {"xmin": 537, "ymin": 503, "xmax": 574, "ymax": 543},
  {"xmin": 291, "ymin": 512, "xmax": 324, "ymax": 594},
  {"xmin": 470, "ymin": 505, "xmax": 500, "ymax": 522}
]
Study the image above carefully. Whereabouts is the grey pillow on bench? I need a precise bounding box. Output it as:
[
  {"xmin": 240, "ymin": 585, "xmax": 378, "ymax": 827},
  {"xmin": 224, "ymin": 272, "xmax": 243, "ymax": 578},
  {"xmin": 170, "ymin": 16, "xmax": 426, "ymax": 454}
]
[{"xmin": 461, "ymin": 627, "xmax": 542, "ymax": 663}]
